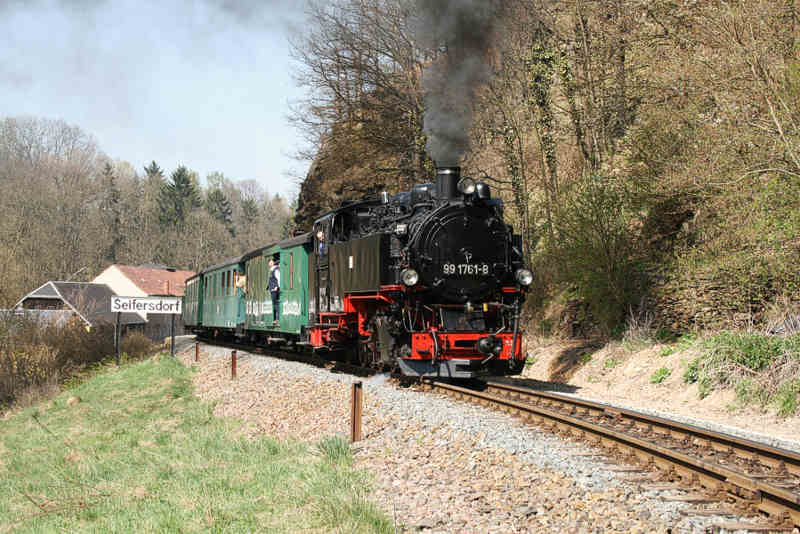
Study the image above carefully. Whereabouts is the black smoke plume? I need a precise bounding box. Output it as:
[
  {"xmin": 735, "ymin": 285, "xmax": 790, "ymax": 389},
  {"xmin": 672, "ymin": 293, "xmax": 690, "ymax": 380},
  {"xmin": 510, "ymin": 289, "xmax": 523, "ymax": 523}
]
[{"xmin": 412, "ymin": 0, "xmax": 498, "ymax": 166}]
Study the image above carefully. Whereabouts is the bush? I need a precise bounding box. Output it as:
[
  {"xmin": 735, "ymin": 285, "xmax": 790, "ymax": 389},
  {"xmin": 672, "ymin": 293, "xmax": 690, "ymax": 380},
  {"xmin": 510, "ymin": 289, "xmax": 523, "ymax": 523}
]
[
  {"xmin": 650, "ymin": 367, "xmax": 672, "ymax": 384},
  {"xmin": 0, "ymin": 343, "xmax": 58, "ymax": 404},
  {"xmin": 0, "ymin": 314, "xmax": 56, "ymax": 404},
  {"xmin": 0, "ymin": 313, "xmax": 120, "ymax": 406},
  {"xmin": 550, "ymin": 173, "xmax": 645, "ymax": 335},
  {"xmin": 692, "ymin": 331, "xmax": 800, "ymax": 410},
  {"xmin": 775, "ymin": 380, "xmax": 800, "ymax": 417},
  {"xmin": 683, "ymin": 358, "xmax": 700, "ymax": 384},
  {"xmin": 704, "ymin": 330, "xmax": 792, "ymax": 372},
  {"xmin": 121, "ymin": 332, "xmax": 156, "ymax": 360},
  {"xmin": 42, "ymin": 320, "xmax": 115, "ymax": 369},
  {"xmin": 697, "ymin": 375, "xmax": 713, "ymax": 399}
]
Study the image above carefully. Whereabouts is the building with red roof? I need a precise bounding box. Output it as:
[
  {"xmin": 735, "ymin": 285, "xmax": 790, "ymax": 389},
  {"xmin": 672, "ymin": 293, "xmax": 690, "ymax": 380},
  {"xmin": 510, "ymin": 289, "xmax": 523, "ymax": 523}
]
[{"xmin": 92, "ymin": 264, "xmax": 195, "ymax": 340}]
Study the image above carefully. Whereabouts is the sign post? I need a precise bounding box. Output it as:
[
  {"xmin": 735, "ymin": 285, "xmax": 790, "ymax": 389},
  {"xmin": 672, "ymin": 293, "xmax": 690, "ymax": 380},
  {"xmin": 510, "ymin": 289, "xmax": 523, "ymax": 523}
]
[
  {"xmin": 115, "ymin": 312, "xmax": 121, "ymax": 366},
  {"xmin": 170, "ymin": 314, "xmax": 176, "ymax": 357},
  {"xmin": 111, "ymin": 296, "xmax": 183, "ymax": 360}
]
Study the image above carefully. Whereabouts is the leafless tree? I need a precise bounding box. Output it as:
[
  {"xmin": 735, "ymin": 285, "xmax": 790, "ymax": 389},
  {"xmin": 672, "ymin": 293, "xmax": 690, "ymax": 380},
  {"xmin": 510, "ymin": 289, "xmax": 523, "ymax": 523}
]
[{"xmin": 289, "ymin": 0, "xmax": 431, "ymax": 183}]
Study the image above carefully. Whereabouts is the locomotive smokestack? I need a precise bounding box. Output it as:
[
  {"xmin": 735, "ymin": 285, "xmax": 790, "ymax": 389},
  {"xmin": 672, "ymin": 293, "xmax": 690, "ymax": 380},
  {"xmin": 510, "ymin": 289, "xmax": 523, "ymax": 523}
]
[{"xmin": 436, "ymin": 166, "xmax": 460, "ymax": 200}]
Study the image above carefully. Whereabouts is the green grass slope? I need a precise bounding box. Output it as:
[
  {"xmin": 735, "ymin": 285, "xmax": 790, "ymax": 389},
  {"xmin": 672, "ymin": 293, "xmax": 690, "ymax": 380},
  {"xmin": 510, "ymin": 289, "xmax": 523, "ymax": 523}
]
[{"xmin": 0, "ymin": 355, "xmax": 392, "ymax": 533}]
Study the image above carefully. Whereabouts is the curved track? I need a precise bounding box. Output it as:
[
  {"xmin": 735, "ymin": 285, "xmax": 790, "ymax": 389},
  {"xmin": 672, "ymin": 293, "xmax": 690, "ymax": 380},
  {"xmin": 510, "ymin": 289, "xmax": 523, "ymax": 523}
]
[
  {"xmin": 189, "ymin": 337, "xmax": 800, "ymax": 528},
  {"xmin": 424, "ymin": 379, "xmax": 800, "ymax": 530}
]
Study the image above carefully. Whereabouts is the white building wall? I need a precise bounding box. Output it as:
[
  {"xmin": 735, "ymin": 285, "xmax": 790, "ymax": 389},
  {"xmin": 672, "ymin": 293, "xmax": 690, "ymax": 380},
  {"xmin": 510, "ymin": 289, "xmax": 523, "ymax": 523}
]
[{"xmin": 92, "ymin": 266, "xmax": 148, "ymax": 319}]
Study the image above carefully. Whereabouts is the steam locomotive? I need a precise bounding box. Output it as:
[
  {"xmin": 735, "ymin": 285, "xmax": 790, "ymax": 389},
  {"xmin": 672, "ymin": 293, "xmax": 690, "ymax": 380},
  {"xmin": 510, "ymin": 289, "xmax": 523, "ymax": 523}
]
[{"xmin": 183, "ymin": 166, "xmax": 532, "ymax": 378}]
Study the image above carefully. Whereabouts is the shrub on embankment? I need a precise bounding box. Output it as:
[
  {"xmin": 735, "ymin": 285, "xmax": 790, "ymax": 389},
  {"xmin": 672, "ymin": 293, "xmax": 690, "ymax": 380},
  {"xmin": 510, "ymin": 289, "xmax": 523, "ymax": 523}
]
[
  {"xmin": 657, "ymin": 329, "xmax": 800, "ymax": 417},
  {"xmin": 0, "ymin": 313, "xmax": 154, "ymax": 407}
]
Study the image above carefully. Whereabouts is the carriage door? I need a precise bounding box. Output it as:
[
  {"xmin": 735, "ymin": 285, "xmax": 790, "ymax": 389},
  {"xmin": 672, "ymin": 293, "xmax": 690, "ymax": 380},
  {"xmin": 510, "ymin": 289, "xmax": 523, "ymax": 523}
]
[{"xmin": 313, "ymin": 218, "xmax": 332, "ymax": 315}]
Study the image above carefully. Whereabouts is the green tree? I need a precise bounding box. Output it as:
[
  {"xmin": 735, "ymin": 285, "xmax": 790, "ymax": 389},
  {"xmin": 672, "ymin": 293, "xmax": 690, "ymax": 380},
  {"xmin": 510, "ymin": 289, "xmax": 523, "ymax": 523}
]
[
  {"xmin": 100, "ymin": 162, "xmax": 122, "ymax": 263},
  {"xmin": 143, "ymin": 160, "xmax": 164, "ymax": 181},
  {"xmin": 206, "ymin": 187, "xmax": 234, "ymax": 236},
  {"xmin": 241, "ymin": 196, "xmax": 259, "ymax": 226},
  {"xmin": 158, "ymin": 165, "xmax": 202, "ymax": 229}
]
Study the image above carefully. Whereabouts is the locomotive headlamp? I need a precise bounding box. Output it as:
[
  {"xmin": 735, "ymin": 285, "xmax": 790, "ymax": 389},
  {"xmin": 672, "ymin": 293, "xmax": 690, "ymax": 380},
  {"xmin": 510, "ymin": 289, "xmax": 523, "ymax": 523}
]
[
  {"xmin": 394, "ymin": 223, "xmax": 408, "ymax": 235},
  {"xmin": 515, "ymin": 268, "xmax": 534, "ymax": 286},
  {"xmin": 401, "ymin": 268, "xmax": 419, "ymax": 286},
  {"xmin": 457, "ymin": 177, "xmax": 476, "ymax": 195}
]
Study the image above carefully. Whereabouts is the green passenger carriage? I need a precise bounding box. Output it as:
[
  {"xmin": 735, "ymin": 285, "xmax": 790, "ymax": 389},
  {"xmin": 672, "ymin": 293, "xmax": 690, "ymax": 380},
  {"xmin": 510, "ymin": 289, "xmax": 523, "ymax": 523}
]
[
  {"xmin": 182, "ymin": 274, "xmax": 203, "ymax": 328},
  {"xmin": 199, "ymin": 256, "xmax": 246, "ymax": 330},
  {"xmin": 243, "ymin": 233, "xmax": 313, "ymax": 340}
]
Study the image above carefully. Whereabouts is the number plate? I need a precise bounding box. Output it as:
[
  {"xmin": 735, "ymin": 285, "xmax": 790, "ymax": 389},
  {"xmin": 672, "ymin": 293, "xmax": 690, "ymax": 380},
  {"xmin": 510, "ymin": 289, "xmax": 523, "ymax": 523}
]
[{"xmin": 442, "ymin": 263, "xmax": 490, "ymax": 276}]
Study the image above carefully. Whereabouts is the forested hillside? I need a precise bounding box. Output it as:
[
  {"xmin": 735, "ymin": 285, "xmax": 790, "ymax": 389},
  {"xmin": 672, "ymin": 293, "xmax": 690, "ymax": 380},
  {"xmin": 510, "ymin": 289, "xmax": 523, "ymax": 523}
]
[
  {"xmin": 291, "ymin": 0, "xmax": 800, "ymax": 335},
  {"xmin": 0, "ymin": 117, "xmax": 293, "ymax": 307},
  {"xmin": 4, "ymin": 0, "xmax": 799, "ymax": 335}
]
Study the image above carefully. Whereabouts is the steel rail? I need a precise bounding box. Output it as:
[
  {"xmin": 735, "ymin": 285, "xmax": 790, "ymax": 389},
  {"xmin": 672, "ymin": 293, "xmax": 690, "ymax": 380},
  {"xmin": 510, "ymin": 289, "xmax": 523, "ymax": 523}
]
[
  {"xmin": 424, "ymin": 379, "xmax": 800, "ymax": 528},
  {"xmin": 485, "ymin": 381, "xmax": 800, "ymax": 478},
  {"xmin": 192, "ymin": 336, "xmax": 380, "ymax": 377}
]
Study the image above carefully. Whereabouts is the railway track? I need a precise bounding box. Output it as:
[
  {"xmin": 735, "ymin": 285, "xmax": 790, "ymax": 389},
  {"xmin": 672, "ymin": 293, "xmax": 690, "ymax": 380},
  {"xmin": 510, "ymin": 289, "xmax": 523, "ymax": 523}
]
[
  {"xmin": 188, "ymin": 338, "xmax": 800, "ymax": 528},
  {"xmin": 191, "ymin": 336, "xmax": 379, "ymax": 377},
  {"xmin": 423, "ymin": 379, "xmax": 800, "ymax": 531}
]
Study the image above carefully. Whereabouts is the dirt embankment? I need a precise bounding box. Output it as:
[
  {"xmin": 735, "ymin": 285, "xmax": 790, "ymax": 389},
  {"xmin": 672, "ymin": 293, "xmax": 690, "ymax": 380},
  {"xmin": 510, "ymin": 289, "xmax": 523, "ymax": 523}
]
[{"xmin": 520, "ymin": 337, "xmax": 800, "ymax": 447}]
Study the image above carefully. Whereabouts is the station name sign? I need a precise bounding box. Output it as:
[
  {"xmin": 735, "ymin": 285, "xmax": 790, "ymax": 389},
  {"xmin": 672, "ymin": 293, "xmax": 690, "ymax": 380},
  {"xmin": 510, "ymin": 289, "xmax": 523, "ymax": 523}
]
[{"xmin": 111, "ymin": 296, "xmax": 182, "ymax": 314}]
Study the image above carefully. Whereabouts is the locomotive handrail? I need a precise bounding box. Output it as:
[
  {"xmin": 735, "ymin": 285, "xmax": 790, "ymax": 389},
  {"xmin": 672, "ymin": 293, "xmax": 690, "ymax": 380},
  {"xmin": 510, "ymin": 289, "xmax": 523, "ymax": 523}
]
[{"xmin": 346, "ymin": 294, "xmax": 395, "ymax": 304}]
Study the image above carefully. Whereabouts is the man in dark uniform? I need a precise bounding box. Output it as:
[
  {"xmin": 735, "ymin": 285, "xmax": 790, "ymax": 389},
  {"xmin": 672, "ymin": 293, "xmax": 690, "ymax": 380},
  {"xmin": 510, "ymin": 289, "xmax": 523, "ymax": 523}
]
[{"xmin": 268, "ymin": 257, "xmax": 280, "ymax": 325}]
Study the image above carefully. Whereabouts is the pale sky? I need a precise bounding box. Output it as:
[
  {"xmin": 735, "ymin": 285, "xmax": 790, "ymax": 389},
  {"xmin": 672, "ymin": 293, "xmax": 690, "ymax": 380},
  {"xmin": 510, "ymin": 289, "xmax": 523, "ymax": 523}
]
[{"xmin": 0, "ymin": 0, "xmax": 309, "ymax": 199}]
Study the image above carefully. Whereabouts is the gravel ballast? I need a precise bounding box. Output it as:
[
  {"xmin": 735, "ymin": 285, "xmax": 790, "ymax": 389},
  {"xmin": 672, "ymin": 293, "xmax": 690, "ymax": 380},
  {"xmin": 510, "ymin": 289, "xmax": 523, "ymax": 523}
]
[{"xmin": 178, "ymin": 344, "xmax": 793, "ymax": 533}]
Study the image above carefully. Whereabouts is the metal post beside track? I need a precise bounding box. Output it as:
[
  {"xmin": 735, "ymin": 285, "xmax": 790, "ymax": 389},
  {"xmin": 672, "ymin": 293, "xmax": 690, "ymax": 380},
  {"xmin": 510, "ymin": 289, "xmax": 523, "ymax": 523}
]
[
  {"xmin": 350, "ymin": 381, "xmax": 363, "ymax": 443},
  {"xmin": 195, "ymin": 342, "xmax": 199, "ymax": 362},
  {"xmin": 231, "ymin": 350, "xmax": 237, "ymax": 379}
]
